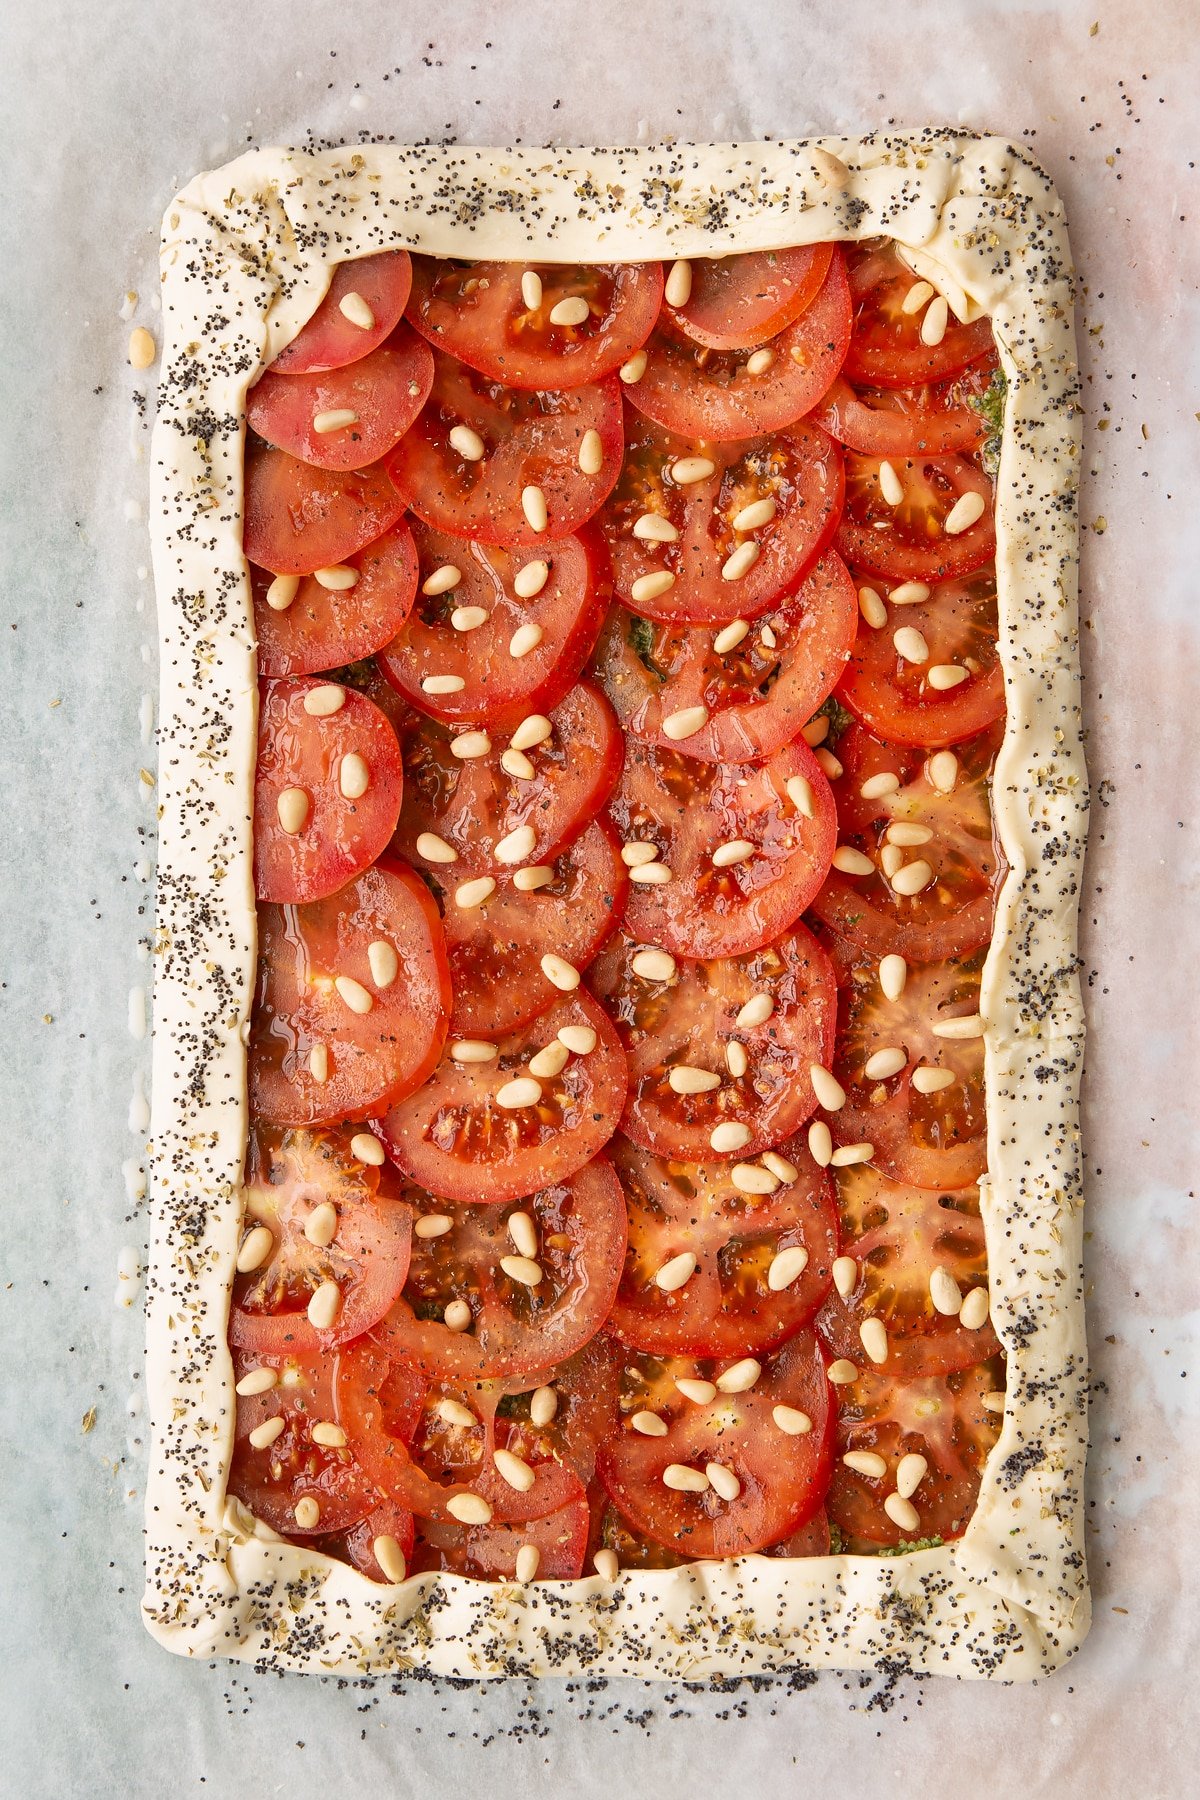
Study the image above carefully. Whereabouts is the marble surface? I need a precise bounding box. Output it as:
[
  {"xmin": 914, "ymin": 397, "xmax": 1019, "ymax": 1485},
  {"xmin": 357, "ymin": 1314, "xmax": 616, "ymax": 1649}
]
[{"xmin": 1, "ymin": 0, "xmax": 1196, "ymax": 1794}]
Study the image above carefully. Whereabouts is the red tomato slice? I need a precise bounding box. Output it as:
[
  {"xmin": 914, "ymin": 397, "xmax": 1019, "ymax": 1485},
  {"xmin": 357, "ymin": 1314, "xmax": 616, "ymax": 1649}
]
[
  {"xmin": 250, "ymin": 857, "xmax": 451, "ymax": 1126},
  {"xmin": 378, "ymin": 520, "xmax": 611, "ymax": 729},
  {"xmin": 807, "ymin": 721, "xmax": 1004, "ymax": 962},
  {"xmin": 496, "ymin": 1334, "xmax": 622, "ymax": 1491},
  {"xmin": 252, "ymin": 523, "xmax": 419, "ymax": 680},
  {"xmin": 405, "ymin": 257, "xmax": 664, "ymax": 390},
  {"xmin": 247, "ymin": 328, "xmax": 434, "ymax": 472},
  {"xmin": 228, "ymin": 1345, "xmax": 385, "ymax": 1537},
  {"xmin": 591, "ymin": 552, "xmax": 858, "ymax": 762},
  {"xmin": 373, "ymin": 1160, "xmax": 627, "ymax": 1381},
  {"xmin": 254, "ymin": 677, "xmax": 405, "ymax": 905},
  {"xmin": 607, "ymin": 1133, "xmax": 837, "ymax": 1358},
  {"xmin": 244, "ymin": 440, "xmax": 406, "ymax": 576},
  {"xmin": 596, "ymin": 1332, "xmax": 835, "ymax": 1558},
  {"xmin": 589, "ymin": 925, "xmax": 836, "ymax": 1161},
  {"xmin": 412, "ymin": 1492, "xmax": 590, "ymax": 1579},
  {"xmin": 815, "ymin": 1162, "xmax": 1000, "ymax": 1378},
  {"xmin": 443, "ymin": 821, "xmax": 628, "ymax": 1039},
  {"xmin": 343, "ymin": 1496, "xmax": 416, "ymax": 1582},
  {"xmin": 392, "ymin": 681, "xmax": 623, "ymax": 877},
  {"xmin": 608, "ymin": 737, "xmax": 836, "ymax": 959},
  {"xmin": 377, "ymin": 991, "xmax": 627, "ymax": 1206},
  {"xmin": 386, "ymin": 351, "xmax": 623, "ymax": 547},
  {"xmin": 338, "ymin": 1344, "xmax": 582, "ymax": 1525},
  {"xmin": 836, "ymin": 451, "xmax": 995, "ymax": 585},
  {"xmin": 625, "ymin": 249, "xmax": 852, "ymax": 441},
  {"xmin": 824, "ymin": 933, "xmax": 987, "ymax": 1190},
  {"xmin": 230, "ymin": 1124, "xmax": 413, "ymax": 1355},
  {"xmin": 600, "ymin": 406, "xmax": 845, "ymax": 627},
  {"xmin": 270, "ymin": 250, "xmax": 414, "ymax": 375},
  {"xmin": 836, "ymin": 567, "xmax": 1004, "ymax": 748},
  {"xmin": 825, "ymin": 1358, "xmax": 1003, "ymax": 1547},
  {"xmin": 811, "ymin": 357, "xmax": 997, "ymax": 458},
  {"xmin": 843, "ymin": 241, "xmax": 996, "ymax": 390},
  {"xmin": 666, "ymin": 246, "xmax": 834, "ymax": 351},
  {"xmin": 764, "ymin": 1508, "xmax": 833, "ymax": 1557}
]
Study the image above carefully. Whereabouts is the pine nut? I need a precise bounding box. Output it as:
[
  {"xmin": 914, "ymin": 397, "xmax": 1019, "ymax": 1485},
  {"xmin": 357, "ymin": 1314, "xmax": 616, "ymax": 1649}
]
[
  {"xmin": 860, "ymin": 1317, "xmax": 889, "ymax": 1364},
  {"xmin": 665, "ymin": 258, "xmax": 693, "ymax": 307},
  {"xmin": 884, "ymin": 1492, "xmax": 920, "ymax": 1533},
  {"xmin": 710, "ymin": 1121, "xmax": 752, "ymax": 1153},
  {"xmin": 507, "ymin": 1210, "xmax": 539, "ymax": 1257},
  {"xmin": 496, "ymin": 1079, "xmax": 542, "ymax": 1110},
  {"xmin": 415, "ymin": 1214, "xmax": 453, "ymax": 1239},
  {"xmin": 662, "ymin": 1464, "xmax": 709, "ymax": 1493},
  {"xmin": 731, "ymin": 1163, "xmax": 778, "ymax": 1195},
  {"xmin": 447, "ymin": 1493, "xmax": 492, "ymax": 1524},
  {"xmin": 515, "ymin": 1543, "xmax": 540, "ymax": 1583},
  {"xmin": 735, "ymin": 994, "xmax": 773, "ymax": 1029},
  {"xmin": 707, "ymin": 1462, "xmax": 741, "ymax": 1501},
  {"xmin": 810, "ymin": 1065, "xmax": 846, "ymax": 1111},
  {"xmin": 314, "ymin": 566, "xmax": 358, "ymax": 591},
  {"xmin": 305, "ymin": 1202, "xmax": 338, "ymax": 1248},
  {"xmin": 450, "ymin": 730, "xmax": 491, "ymax": 759},
  {"xmin": 725, "ymin": 1041, "xmax": 749, "ymax": 1078},
  {"xmin": 712, "ymin": 838, "xmax": 755, "ymax": 868},
  {"xmin": 494, "ymin": 1447, "xmax": 536, "ymax": 1490},
  {"xmin": 767, "ymin": 1246, "xmax": 809, "ymax": 1291},
  {"xmin": 422, "ymin": 674, "xmax": 466, "ymax": 695},
  {"xmin": 451, "ymin": 1040, "xmax": 498, "ymax": 1063},
  {"xmin": 675, "ymin": 1379, "xmax": 716, "ymax": 1404},
  {"xmin": 514, "ymin": 864, "xmax": 554, "ymax": 891},
  {"xmin": 235, "ymin": 1226, "xmax": 273, "ymax": 1274},
  {"xmin": 716, "ymin": 1358, "xmax": 761, "ymax": 1394},
  {"xmin": 373, "ymin": 1535, "xmax": 407, "ymax": 1582},
  {"xmin": 631, "ymin": 570, "xmax": 676, "ymax": 603},
  {"xmin": 521, "ymin": 485, "xmax": 548, "ymax": 532},
  {"xmin": 558, "ymin": 1024, "xmax": 597, "ymax": 1055},
  {"xmin": 510, "ymin": 713, "xmax": 553, "ymax": 751},
  {"xmin": 578, "ymin": 428, "xmax": 604, "ymax": 474},
  {"xmin": 655, "ymin": 1251, "xmax": 697, "ymax": 1292},
  {"xmin": 619, "ymin": 351, "xmax": 648, "ymax": 383},
  {"xmin": 633, "ymin": 513, "xmax": 679, "ymax": 543},
  {"xmin": 455, "ymin": 876, "xmax": 496, "ymax": 909},
  {"xmin": 368, "ymin": 940, "xmax": 399, "ymax": 988},
  {"xmin": 832, "ymin": 847, "xmax": 875, "ymax": 876},
  {"xmin": 303, "ymin": 682, "xmax": 346, "ymax": 715},
  {"xmin": 631, "ymin": 1410, "xmax": 668, "ymax": 1437},
  {"xmin": 879, "ymin": 460, "xmax": 905, "ymax": 506},
  {"xmin": 928, "ymin": 751, "xmax": 960, "ymax": 792},
  {"xmin": 832, "ymin": 1256, "xmax": 857, "ymax": 1299},
  {"xmin": 513, "ymin": 559, "xmax": 550, "ymax": 598},
  {"xmin": 350, "ymin": 1132, "xmax": 385, "ymax": 1167},
  {"xmin": 449, "ymin": 424, "xmax": 485, "ymax": 461},
  {"xmin": 307, "ymin": 1279, "xmax": 341, "ymax": 1330},
  {"xmin": 721, "ymin": 541, "xmax": 760, "ymax": 581},
  {"xmin": 338, "ymin": 753, "xmax": 369, "ymax": 800},
  {"xmin": 668, "ymin": 1065, "xmax": 722, "ymax": 1095},
  {"xmin": 928, "ymin": 663, "xmax": 969, "ymax": 689},
  {"xmin": 671, "ymin": 456, "xmax": 716, "ymax": 485},
  {"xmin": 943, "ymin": 490, "xmax": 986, "ymax": 535},
  {"xmin": 808, "ymin": 1120, "xmax": 833, "ymax": 1167},
  {"xmin": 530, "ymin": 1386, "xmax": 557, "ymax": 1426},
  {"xmin": 496, "ymin": 824, "xmax": 537, "ymax": 864},
  {"xmin": 308, "ymin": 1043, "xmax": 329, "ymax": 1084},
  {"xmin": 334, "ymin": 976, "xmax": 373, "ymax": 1014},
  {"xmin": 920, "ymin": 295, "xmax": 949, "ymax": 346},
  {"xmin": 549, "ymin": 295, "xmax": 590, "ymax": 327},
  {"xmin": 311, "ymin": 1421, "xmax": 347, "ymax": 1449},
  {"xmin": 880, "ymin": 953, "xmax": 908, "ymax": 1000},
  {"xmin": 713, "ymin": 619, "xmax": 750, "ymax": 654},
  {"xmin": 830, "ymin": 1142, "xmax": 874, "ymax": 1167},
  {"xmin": 451, "ymin": 605, "xmax": 488, "ymax": 632},
  {"xmin": 843, "ymin": 1450, "xmax": 887, "ymax": 1479},
  {"xmin": 896, "ymin": 1453, "xmax": 928, "ymax": 1499},
  {"xmin": 248, "ymin": 1416, "xmax": 285, "ymax": 1450},
  {"xmin": 266, "ymin": 574, "xmax": 299, "ymax": 612},
  {"xmin": 540, "ymin": 952, "xmax": 580, "ymax": 991},
  {"xmin": 313, "ymin": 407, "xmax": 358, "ymax": 434},
  {"xmin": 661, "ymin": 704, "xmax": 709, "ymax": 740},
  {"xmin": 520, "ymin": 270, "xmax": 543, "ymax": 310},
  {"xmin": 235, "ymin": 1367, "xmax": 278, "ymax": 1397},
  {"xmin": 276, "ymin": 787, "xmax": 309, "ymax": 834},
  {"xmin": 912, "ymin": 1065, "xmax": 955, "ymax": 1093},
  {"xmin": 128, "ymin": 326, "xmax": 156, "ymax": 369},
  {"xmin": 528, "ymin": 1041, "xmax": 570, "ymax": 1079},
  {"xmin": 338, "ymin": 291, "xmax": 375, "ymax": 330},
  {"xmin": 960, "ymin": 1287, "xmax": 991, "ymax": 1330},
  {"xmin": 444, "ymin": 1299, "xmax": 472, "ymax": 1331},
  {"xmin": 773, "ymin": 1405, "xmax": 812, "ymax": 1436},
  {"xmin": 501, "ymin": 748, "xmax": 536, "ymax": 780}
]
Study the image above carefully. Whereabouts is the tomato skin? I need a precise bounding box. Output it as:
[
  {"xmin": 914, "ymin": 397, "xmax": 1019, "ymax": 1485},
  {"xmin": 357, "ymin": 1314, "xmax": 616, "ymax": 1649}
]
[
  {"xmin": 609, "ymin": 736, "xmax": 836, "ymax": 960},
  {"xmin": 250, "ymin": 856, "xmax": 451, "ymax": 1127},
  {"xmin": 377, "ymin": 990, "xmax": 627, "ymax": 1206},
  {"xmin": 807, "ymin": 720, "xmax": 1005, "ymax": 963},
  {"xmin": 666, "ymin": 245, "xmax": 834, "ymax": 351},
  {"xmin": 601, "ymin": 407, "xmax": 845, "ymax": 628},
  {"xmin": 406, "ymin": 257, "xmax": 664, "ymax": 390},
  {"xmin": 412, "ymin": 1491, "xmax": 590, "ymax": 1579},
  {"xmin": 590, "ymin": 925, "xmax": 837, "ymax": 1163},
  {"xmin": 596, "ymin": 1332, "xmax": 835, "ymax": 1559},
  {"xmin": 825, "ymin": 1359, "xmax": 1003, "ymax": 1547},
  {"xmin": 253, "ymin": 678, "xmax": 405, "ymax": 906},
  {"xmin": 843, "ymin": 241, "xmax": 995, "ymax": 390},
  {"xmin": 343, "ymin": 1496, "xmax": 417, "ymax": 1582},
  {"xmin": 626, "ymin": 249, "xmax": 852, "ymax": 442},
  {"xmin": 386, "ymin": 352, "xmax": 624, "ymax": 547},
  {"xmin": 270, "ymin": 250, "xmax": 414, "ymax": 375},
  {"xmin": 379, "ymin": 521, "xmax": 612, "ymax": 730},
  {"xmin": 246, "ymin": 328, "xmax": 434, "ymax": 471},
  {"xmin": 836, "ymin": 451, "xmax": 995, "ymax": 585},
  {"xmin": 230, "ymin": 1124, "xmax": 413, "ymax": 1355},
  {"xmin": 252, "ymin": 523, "xmax": 419, "ymax": 680},
  {"xmin": 836, "ymin": 568, "xmax": 1004, "ymax": 749},
  {"xmin": 229, "ymin": 1346, "xmax": 385, "ymax": 1537},
  {"xmin": 244, "ymin": 440, "xmax": 406, "ymax": 576},
  {"xmin": 392, "ymin": 680, "xmax": 624, "ymax": 877},
  {"xmin": 607, "ymin": 1133, "xmax": 838, "ymax": 1358},
  {"xmin": 374, "ymin": 1160, "xmax": 628, "ymax": 1382},
  {"xmin": 591, "ymin": 552, "xmax": 858, "ymax": 763},
  {"xmin": 443, "ymin": 820, "xmax": 629, "ymax": 1040},
  {"xmin": 811, "ymin": 363, "xmax": 993, "ymax": 459}
]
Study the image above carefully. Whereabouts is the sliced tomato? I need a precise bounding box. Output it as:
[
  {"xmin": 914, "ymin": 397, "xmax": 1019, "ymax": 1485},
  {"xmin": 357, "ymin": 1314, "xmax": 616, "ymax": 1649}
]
[
  {"xmin": 442, "ymin": 821, "xmax": 628, "ymax": 1039},
  {"xmin": 412, "ymin": 1492, "xmax": 590, "ymax": 1579},
  {"xmin": 392, "ymin": 680, "xmax": 623, "ymax": 876},
  {"xmin": 378, "ymin": 520, "xmax": 611, "ymax": 728},
  {"xmin": 495, "ymin": 1334, "xmax": 622, "ymax": 1491},
  {"xmin": 373, "ymin": 1161, "xmax": 627, "ymax": 1382},
  {"xmin": 815, "ymin": 1162, "xmax": 999, "ymax": 1377},
  {"xmin": 230, "ymin": 1124, "xmax": 412, "ymax": 1354},
  {"xmin": 338, "ymin": 1344, "xmax": 581, "ymax": 1525},
  {"xmin": 270, "ymin": 250, "xmax": 414, "ymax": 375},
  {"xmin": 386, "ymin": 352, "xmax": 623, "ymax": 547},
  {"xmin": 250, "ymin": 857, "xmax": 451, "ymax": 1126},
  {"xmin": 243, "ymin": 440, "xmax": 406, "ymax": 576},
  {"xmin": 607, "ymin": 1133, "xmax": 837, "ymax": 1357},
  {"xmin": 764, "ymin": 1508, "xmax": 832, "ymax": 1557},
  {"xmin": 343, "ymin": 1496, "xmax": 416, "ymax": 1582},
  {"xmin": 608, "ymin": 737, "xmax": 836, "ymax": 959},
  {"xmin": 405, "ymin": 257, "xmax": 663, "ymax": 389},
  {"xmin": 626, "ymin": 250, "xmax": 851, "ymax": 441},
  {"xmin": 825, "ymin": 1358, "xmax": 1003, "ymax": 1547},
  {"xmin": 836, "ymin": 451, "xmax": 995, "ymax": 585},
  {"xmin": 228, "ymin": 1345, "xmax": 385, "ymax": 1537},
  {"xmin": 252, "ymin": 523, "xmax": 419, "ymax": 680},
  {"xmin": 253, "ymin": 677, "xmax": 405, "ymax": 905},
  {"xmin": 590, "ymin": 925, "xmax": 836, "ymax": 1161},
  {"xmin": 843, "ymin": 241, "xmax": 995, "ymax": 390},
  {"xmin": 824, "ymin": 933, "xmax": 987, "ymax": 1190},
  {"xmin": 599, "ymin": 407, "xmax": 844, "ymax": 628},
  {"xmin": 665, "ymin": 246, "xmax": 834, "ymax": 351},
  {"xmin": 835, "ymin": 567, "xmax": 1004, "ymax": 748},
  {"xmin": 596, "ymin": 1332, "xmax": 834, "ymax": 1558},
  {"xmin": 377, "ymin": 991, "xmax": 627, "ymax": 1205},
  {"xmin": 247, "ymin": 328, "xmax": 433, "ymax": 472},
  {"xmin": 807, "ymin": 721, "xmax": 1004, "ymax": 962},
  {"xmin": 810, "ymin": 357, "xmax": 997, "ymax": 459},
  {"xmin": 591, "ymin": 552, "xmax": 857, "ymax": 762}
]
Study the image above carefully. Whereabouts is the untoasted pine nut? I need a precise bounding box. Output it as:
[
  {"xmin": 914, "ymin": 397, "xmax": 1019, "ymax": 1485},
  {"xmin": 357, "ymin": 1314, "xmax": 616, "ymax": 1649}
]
[
  {"xmin": 236, "ymin": 1226, "xmax": 273, "ymax": 1274},
  {"xmin": 767, "ymin": 1246, "xmax": 809, "ymax": 1291},
  {"xmin": 449, "ymin": 424, "xmax": 485, "ymax": 461},
  {"xmin": 276, "ymin": 787, "xmax": 309, "ymax": 834},
  {"xmin": 558, "ymin": 1024, "xmax": 597, "ymax": 1055},
  {"xmin": 266, "ymin": 574, "xmax": 299, "ymax": 612},
  {"xmin": 540, "ymin": 952, "xmax": 580, "ymax": 991},
  {"xmin": 665, "ymin": 258, "xmax": 693, "ymax": 307},
  {"xmin": 338, "ymin": 291, "xmax": 376, "ymax": 330},
  {"xmin": 496, "ymin": 1079, "xmax": 542, "ymax": 1110},
  {"xmin": 307, "ymin": 1279, "xmax": 341, "ymax": 1330},
  {"xmin": 303, "ymin": 682, "xmax": 346, "ymax": 715},
  {"xmin": 509, "ymin": 622, "xmax": 544, "ymax": 659},
  {"xmin": 305, "ymin": 1202, "xmax": 338, "ymax": 1248},
  {"xmin": 578, "ymin": 428, "xmax": 604, "ymax": 474},
  {"xmin": 350, "ymin": 1132, "xmax": 385, "ymax": 1167},
  {"xmin": 710, "ymin": 1121, "xmax": 752, "ymax": 1153},
  {"xmin": 513, "ymin": 559, "xmax": 549, "ymax": 598},
  {"xmin": 521, "ymin": 485, "xmax": 549, "ymax": 532},
  {"xmin": 368, "ymin": 940, "xmax": 399, "ymax": 988},
  {"xmin": 334, "ymin": 976, "xmax": 373, "ymax": 1015},
  {"xmin": 339, "ymin": 753, "xmax": 369, "ymax": 800}
]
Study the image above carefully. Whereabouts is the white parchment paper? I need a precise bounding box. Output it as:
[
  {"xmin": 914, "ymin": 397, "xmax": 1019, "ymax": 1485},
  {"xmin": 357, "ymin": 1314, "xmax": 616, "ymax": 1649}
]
[{"xmin": 1, "ymin": 1, "xmax": 1196, "ymax": 1795}]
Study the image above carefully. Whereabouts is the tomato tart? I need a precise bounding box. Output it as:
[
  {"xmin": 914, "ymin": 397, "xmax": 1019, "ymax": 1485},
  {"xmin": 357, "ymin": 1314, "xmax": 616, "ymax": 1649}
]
[{"xmin": 144, "ymin": 134, "xmax": 1087, "ymax": 1684}]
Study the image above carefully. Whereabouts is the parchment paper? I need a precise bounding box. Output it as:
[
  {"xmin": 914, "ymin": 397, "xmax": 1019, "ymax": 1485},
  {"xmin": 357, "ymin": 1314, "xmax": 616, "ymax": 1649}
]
[{"xmin": 1, "ymin": 1, "xmax": 1196, "ymax": 1795}]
